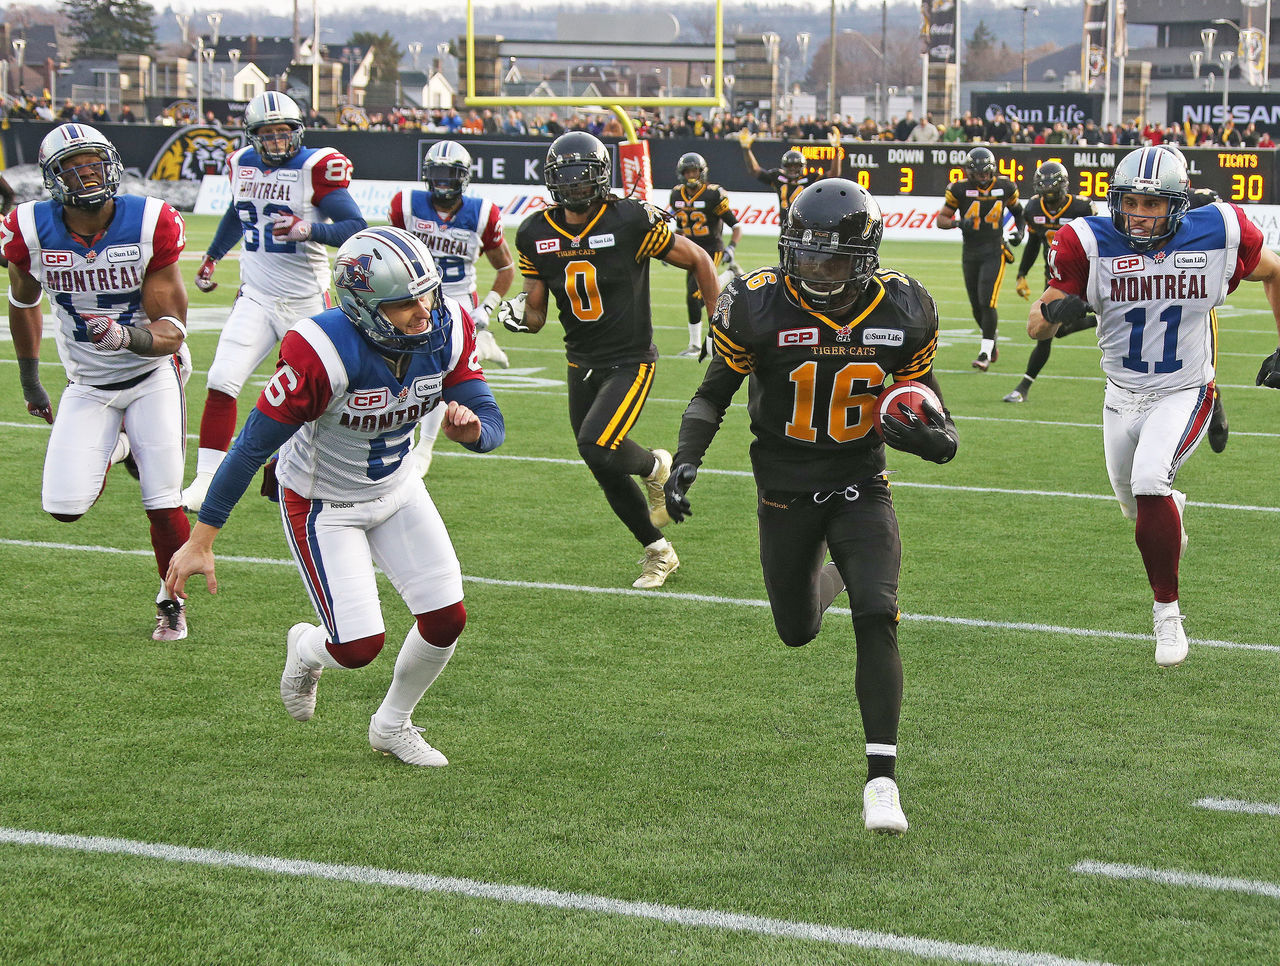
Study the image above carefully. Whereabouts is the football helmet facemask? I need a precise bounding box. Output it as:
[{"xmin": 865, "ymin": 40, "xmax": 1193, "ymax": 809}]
[
  {"xmin": 38, "ymin": 123, "xmax": 123, "ymax": 210},
  {"xmin": 544, "ymin": 132, "xmax": 612, "ymax": 212},
  {"xmin": 781, "ymin": 149, "xmax": 806, "ymax": 179},
  {"xmin": 1107, "ymin": 146, "xmax": 1190, "ymax": 252},
  {"xmin": 779, "ymin": 179, "xmax": 883, "ymax": 317},
  {"xmin": 964, "ymin": 146, "xmax": 997, "ymax": 187},
  {"xmin": 244, "ymin": 92, "xmax": 305, "ymax": 165},
  {"xmin": 677, "ymin": 151, "xmax": 708, "ymax": 187},
  {"xmin": 334, "ymin": 227, "xmax": 452, "ymax": 354},
  {"xmin": 1033, "ymin": 161, "xmax": 1069, "ymax": 208},
  {"xmin": 422, "ymin": 140, "xmax": 472, "ymax": 204}
]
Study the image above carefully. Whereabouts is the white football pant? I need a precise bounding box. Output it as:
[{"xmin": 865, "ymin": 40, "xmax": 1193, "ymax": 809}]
[{"xmin": 205, "ymin": 285, "xmax": 330, "ymax": 398}]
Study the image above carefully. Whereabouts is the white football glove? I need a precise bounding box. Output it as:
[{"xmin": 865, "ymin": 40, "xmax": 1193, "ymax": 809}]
[
  {"xmin": 85, "ymin": 314, "xmax": 130, "ymax": 352},
  {"xmin": 472, "ymin": 290, "xmax": 503, "ymax": 331},
  {"xmin": 271, "ymin": 212, "xmax": 312, "ymax": 242},
  {"xmin": 497, "ymin": 293, "xmax": 530, "ymax": 333}
]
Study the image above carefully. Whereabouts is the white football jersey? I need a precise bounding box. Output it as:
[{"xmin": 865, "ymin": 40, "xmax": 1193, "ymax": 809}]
[
  {"xmin": 388, "ymin": 191, "xmax": 504, "ymax": 302},
  {"xmin": 1049, "ymin": 203, "xmax": 1263, "ymax": 392},
  {"xmin": 1, "ymin": 195, "xmax": 185, "ymax": 385},
  {"xmin": 226, "ymin": 144, "xmax": 354, "ymax": 300}
]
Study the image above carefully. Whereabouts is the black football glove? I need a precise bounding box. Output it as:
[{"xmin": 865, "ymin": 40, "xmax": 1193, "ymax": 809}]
[
  {"xmin": 1043, "ymin": 294, "xmax": 1096, "ymax": 338},
  {"xmin": 662, "ymin": 463, "xmax": 698, "ymax": 523},
  {"xmin": 1257, "ymin": 347, "xmax": 1280, "ymax": 389},
  {"xmin": 880, "ymin": 398, "xmax": 958, "ymax": 464},
  {"xmin": 260, "ymin": 456, "xmax": 281, "ymax": 502},
  {"xmin": 1009, "ymin": 226, "xmax": 1025, "ymax": 247}
]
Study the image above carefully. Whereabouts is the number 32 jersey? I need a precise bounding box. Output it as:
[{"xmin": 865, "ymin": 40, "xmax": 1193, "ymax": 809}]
[
  {"xmin": 224, "ymin": 144, "xmax": 353, "ymax": 299},
  {"xmin": 1048, "ymin": 203, "xmax": 1263, "ymax": 392},
  {"xmin": 708, "ymin": 268, "xmax": 939, "ymax": 490}
]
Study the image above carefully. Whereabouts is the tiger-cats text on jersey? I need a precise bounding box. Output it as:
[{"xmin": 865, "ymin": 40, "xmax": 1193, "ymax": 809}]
[
  {"xmin": 516, "ymin": 197, "xmax": 674, "ymax": 368},
  {"xmin": 944, "ymin": 175, "xmax": 1020, "ymax": 256},
  {"xmin": 668, "ymin": 182, "xmax": 735, "ymax": 255},
  {"xmin": 708, "ymin": 267, "xmax": 940, "ymax": 490}
]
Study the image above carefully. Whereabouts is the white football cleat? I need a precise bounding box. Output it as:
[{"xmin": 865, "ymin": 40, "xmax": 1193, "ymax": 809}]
[
  {"xmin": 280, "ymin": 623, "xmax": 323, "ymax": 721},
  {"xmin": 675, "ymin": 344, "xmax": 702, "ymax": 358},
  {"xmin": 152, "ymin": 599, "xmax": 188, "ymax": 642},
  {"xmin": 1002, "ymin": 389, "xmax": 1025, "ymax": 404},
  {"xmin": 369, "ymin": 718, "xmax": 448, "ymax": 766},
  {"xmin": 181, "ymin": 471, "xmax": 215, "ymax": 514},
  {"xmin": 643, "ymin": 449, "xmax": 672, "ymax": 514},
  {"xmin": 1172, "ymin": 489, "xmax": 1188, "ymax": 559},
  {"xmin": 1153, "ymin": 602, "xmax": 1188, "ymax": 668},
  {"xmin": 475, "ymin": 328, "xmax": 510, "ymax": 368},
  {"xmin": 862, "ymin": 776, "xmax": 909, "ymax": 834},
  {"xmin": 633, "ymin": 543, "xmax": 679, "ymax": 589}
]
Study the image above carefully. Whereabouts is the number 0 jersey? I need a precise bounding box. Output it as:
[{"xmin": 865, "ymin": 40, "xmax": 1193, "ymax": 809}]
[
  {"xmin": 225, "ymin": 144, "xmax": 353, "ymax": 299},
  {"xmin": 706, "ymin": 267, "xmax": 940, "ymax": 490},
  {"xmin": 944, "ymin": 175, "xmax": 1020, "ymax": 256},
  {"xmin": 1020, "ymin": 192, "xmax": 1095, "ymax": 282},
  {"xmin": 1048, "ymin": 203, "xmax": 1263, "ymax": 392},
  {"xmin": 516, "ymin": 198, "xmax": 674, "ymax": 368},
  {"xmin": 1, "ymin": 195, "xmax": 184, "ymax": 385},
  {"xmin": 388, "ymin": 191, "xmax": 505, "ymax": 303},
  {"xmin": 668, "ymin": 182, "xmax": 737, "ymax": 256}
]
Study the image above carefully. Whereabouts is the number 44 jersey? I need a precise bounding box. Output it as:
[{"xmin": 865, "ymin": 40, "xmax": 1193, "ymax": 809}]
[
  {"xmin": 1048, "ymin": 203, "xmax": 1264, "ymax": 392},
  {"xmin": 709, "ymin": 267, "xmax": 939, "ymax": 491}
]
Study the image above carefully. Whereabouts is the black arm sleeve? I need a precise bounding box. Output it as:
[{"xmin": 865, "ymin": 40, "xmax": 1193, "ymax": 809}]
[
  {"xmin": 672, "ymin": 355, "xmax": 746, "ymax": 468},
  {"xmin": 1018, "ymin": 232, "xmax": 1042, "ymax": 278}
]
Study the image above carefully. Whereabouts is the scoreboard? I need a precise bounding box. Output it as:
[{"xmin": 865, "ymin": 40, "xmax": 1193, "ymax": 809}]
[{"xmin": 797, "ymin": 143, "xmax": 1276, "ymax": 205}]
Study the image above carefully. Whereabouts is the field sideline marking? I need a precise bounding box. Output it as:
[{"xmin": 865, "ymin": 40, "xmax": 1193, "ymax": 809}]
[
  {"xmin": 1, "ymin": 537, "xmax": 1276, "ymax": 654},
  {"xmin": 1193, "ymin": 797, "xmax": 1280, "ymax": 816},
  {"xmin": 1074, "ymin": 860, "xmax": 1280, "ymax": 900},
  {"xmin": 0, "ymin": 827, "xmax": 1115, "ymax": 966}
]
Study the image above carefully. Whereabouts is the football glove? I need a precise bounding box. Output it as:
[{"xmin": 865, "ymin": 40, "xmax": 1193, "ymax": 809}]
[
  {"xmin": 738, "ymin": 128, "xmax": 755, "ymax": 149},
  {"xmin": 17, "ymin": 358, "xmax": 52, "ymax": 424},
  {"xmin": 271, "ymin": 212, "xmax": 312, "ymax": 242},
  {"xmin": 828, "ymin": 127, "xmax": 842, "ymax": 147},
  {"xmin": 1257, "ymin": 347, "xmax": 1280, "ymax": 389},
  {"xmin": 662, "ymin": 463, "xmax": 698, "ymax": 524},
  {"xmin": 194, "ymin": 255, "xmax": 218, "ymax": 292},
  {"xmin": 722, "ymin": 243, "xmax": 735, "ymax": 265},
  {"xmin": 498, "ymin": 292, "xmax": 530, "ymax": 333},
  {"xmin": 1042, "ymin": 294, "xmax": 1094, "ymax": 337},
  {"xmin": 1015, "ymin": 276, "xmax": 1031, "ymax": 300},
  {"xmin": 85, "ymin": 314, "xmax": 130, "ymax": 352},
  {"xmin": 1001, "ymin": 243, "xmax": 1016, "ymax": 265},
  {"xmin": 260, "ymin": 456, "xmax": 280, "ymax": 502},
  {"xmin": 1009, "ymin": 226, "xmax": 1025, "ymax": 247},
  {"xmin": 472, "ymin": 290, "xmax": 503, "ymax": 331},
  {"xmin": 880, "ymin": 398, "xmax": 958, "ymax": 464}
]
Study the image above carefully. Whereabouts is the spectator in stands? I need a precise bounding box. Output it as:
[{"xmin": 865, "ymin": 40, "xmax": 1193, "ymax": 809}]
[
  {"xmin": 1141, "ymin": 120, "xmax": 1163, "ymax": 145},
  {"xmin": 306, "ymin": 108, "xmax": 331, "ymax": 128},
  {"xmin": 857, "ymin": 116, "xmax": 879, "ymax": 140},
  {"xmin": 1044, "ymin": 121, "xmax": 1068, "ymax": 144},
  {"xmin": 1258, "ymin": 129, "xmax": 1275, "ymax": 148},
  {"xmin": 118, "ymin": 104, "xmax": 138, "ymax": 124},
  {"xmin": 1241, "ymin": 122, "xmax": 1260, "ymax": 146},
  {"xmin": 481, "ymin": 109, "xmax": 499, "ymax": 134},
  {"xmin": 943, "ymin": 117, "xmax": 965, "ymax": 142},
  {"xmin": 1162, "ymin": 123, "xmax": 1185, "ymax": 145},
  {"xmin": 461, "ymin": 109, "xmax": 483, "ymax": 134},
  {"xmin": 908, "ymin": 114, "xmax": 940, "ymax": 142},
  {"xmin": 984, "ymin": 111, "xmax": 1010, "ymax": 143},
  {"xmin": 1195, "ymin": 123, "xmax": 1216, "ymax": 145},
  {"xmin": 1079, "ymin": 118, "xmax": 1105, "ymax": 144},
  {"xmin": 1219, "ymin": 118, "xmax": 1242, "ymax": 146},
  {"xmin": 894, "ymin": 111, "xmax": 917, "ymax": 141},
  {"xmin": 502, "ymin": 109, "xmax": 525, "ymax": 135},
  {"xmin": 603, "ymin": 114, "xmax": 625, "ymax": 138},
  {"xmin": 963, "ymin": 112, "xmax": 986, "ymax": 141},
  {"xmin": 57, "ymin": 98, "xmax": 77, "ymax": 121},
  {"xmin": 442, "ymin": 108, "xmax": 463, "ymax": 134},
  {"xmin": 543, "ymin": 110, "xmax": 564, "ymax": 137},
  {"xmin": 34, "ymin": 98, "xmax": 55, "ymax": 121},
  {"xmin": 1117, "ymin": 120, "xmax": 1140, "ymax": 145}
]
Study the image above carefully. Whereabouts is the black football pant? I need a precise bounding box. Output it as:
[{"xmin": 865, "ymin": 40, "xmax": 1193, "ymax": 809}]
[
  {"xmin": 756, "ymin": 476, "xmax": 902, "ymax": 747},
  {"xmin": 567, "ymin": 360, "xmax": 664, "ymax": 547},
  {"xmin": 1019, "ymin": 267, "xmax": 1056, "ymax": 382},
  {"xmin": 962, "ymin": 251, "xmax": 1006, "ymax": 340}
]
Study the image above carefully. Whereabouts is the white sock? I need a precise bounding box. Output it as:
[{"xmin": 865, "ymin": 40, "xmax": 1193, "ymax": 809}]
[
  {"xmin": 980, "ymin": 338, "xmax": 996, "ymax": 358},
  {"xmin": 645, "ymin": 537, "xmax": 671, "ymax": 553},
  {"xmin": 372, "ymin": 625, "xmax": 455, "ymax": 732},
  {"xmin": 297, "ymin": 623, "xmax": 344, "ymax": 670},
  {"xmin": 1153, "ymin": 599, "xmax": 1181, "ymax": 618},
  {"xmin": 687, "ymin": 322, "xmax": 702, "ymax": 347},
  {"xmin": 110, "ymin": 434, "xmax": 130, "ymax": 465},
  {"xmin": 195, "ymin": 447, "xmax": 228, "ymax": 477},
  {"xmin": 156, "ymin": 581, "xmax": 178, "ymax": 606},
  {"xmin": 413, "ymin": 405, "xmax": 446, "ymax": 467}
]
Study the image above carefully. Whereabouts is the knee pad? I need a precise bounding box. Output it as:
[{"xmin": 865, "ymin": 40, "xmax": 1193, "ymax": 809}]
[
  {"xmin": 577, "ymin": 440, "xmax": 622, "ymax": 476},
  {"xmin": 331, "ymin": 632, "xmax": 385, "ymax": 668},
  {"xmin": 416, "ymin": 601, "xmax": 467, "ymax": 648}
]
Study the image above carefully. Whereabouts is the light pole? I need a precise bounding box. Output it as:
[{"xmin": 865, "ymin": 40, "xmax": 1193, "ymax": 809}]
[
  {"xmin": 1190, "ymin": 50, "xmax": 1203, "ymax": 79},
  {"xmin": 407, "ymin": 42, "xmax": 422, "ymax": 72},
  {"xmin": 762, "ymin": 32, "xmax": 780, "ymax": 127},
  {"xmin": 195, "ymin": 37, "xmax": 205, "ymax": 120},
  {"xmin": 12, "ymin": 38, "xmax": 26, "ymax": 98},
  {"xmin": 1019, "ymin": 5, "xmax": 1039, "ymax": 92},
  {"xmin": 176, "ymin": 13, "xmax": 190, "ymax": 48},
  {"xmin": 724, "ymin": 73, "xmax": 735, "ymax": 114},
  {"xmin": 207, "ymin": 13, "xmax": 222, "ymax": 47},
  {"xmin": 201, "ymin": 44, "xmax": 214, "ymax": 118},
  {"xmin": 827, "ymin": 0, "xmax": 837, "ymax": 124},
  {"xmin": 228, "ymin": 49, "xmax": 240, "ymax": 99},
  {"xmin": 1220, "ymin": 49, "xmax": 1235, "ymax": 118}
]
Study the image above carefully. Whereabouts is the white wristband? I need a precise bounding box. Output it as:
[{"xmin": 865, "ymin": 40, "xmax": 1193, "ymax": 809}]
[
  {"xmin": 481, "ymin": 290, "xmax": 503, "ymax": 312},
  {"xmin": 8, "ymin": 289, "xmax": 43, "ymax": 309},
  {"xmin": 157, "ymin": 314, "xmax": 188, "ymax": 337}
]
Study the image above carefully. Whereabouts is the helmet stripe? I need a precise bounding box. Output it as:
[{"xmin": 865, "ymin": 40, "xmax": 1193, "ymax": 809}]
[
  {"xmin": 367, "ymin": 227, "xmax": 429, "ymax": 280},
  {"xmin": 1142, "ymin": 147, "xmax": 1158, "ymax": 180},
  {"xmin": 65, "ymin": 123, "xmax": 80, "ymax": 141}
]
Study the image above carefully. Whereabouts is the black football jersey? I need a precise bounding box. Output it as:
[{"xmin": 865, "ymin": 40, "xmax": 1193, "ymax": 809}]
[
  {"xmin": 668, "ymin": 182, "xmax": 738, "ymax": 255},
  {"xmin": 944, "ymin": 176, "xmax": 1020, "ymax": 255},
  {"xmin": 1189, "ymin": 186, "xmax": 1220, "ymax": 209},
  {"xmin": 516, "ymin": 198, "xmax": 674, "ymax": 368},
  {"xmin": 757, "ymin": 168, "xmax": 823, "ymax": 218},
  {"xmin": 1019, "ymin": 192, "xmax": 1095, "ymax": 281},
  {"xmin": 703, "ymin": 267, "xmax": 939, "ymax": 490}
]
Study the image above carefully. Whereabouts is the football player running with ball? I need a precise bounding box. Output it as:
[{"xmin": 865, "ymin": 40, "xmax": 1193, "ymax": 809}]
[
  {"xmin": 4, "ymin": 123, "xmax": 193, "ymax": 641},
  {"xmin": 165, "ymin": 228, "xmax": 504, "ymax": 765},
  {"xmin": 661, "ymin": 180, "xmax": 960, "ymax": 834},
  {"xmin": 183, "ymin": 92, "xmax": 367, "ymax": 513},
  {"xmin": 1029, "ymin": 146, "xmax": 1280, "ymax": 668},
  {"xmin": 499, "ymin": 131, "xmax": 718, "ymax": 590}
]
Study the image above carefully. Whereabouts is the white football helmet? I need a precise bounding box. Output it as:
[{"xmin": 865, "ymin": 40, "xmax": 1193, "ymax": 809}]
[
  {"xmin": 244, "ymin": 92, "xmax": 305, "ymax": 165},
  {"xmin": 1107, "ymin": 146, "xmax": 1190, "ymax": 252},
  {"xmin": 334, "ymin": 227, "xmax": 452, "ymax": 354},
  {"xmin": 38, "ymin": 123, "xmax": 123, "ymax": 210},
  {"xmin": 422, "ymin": 140, "xmax": 472, "ymax": 203}
]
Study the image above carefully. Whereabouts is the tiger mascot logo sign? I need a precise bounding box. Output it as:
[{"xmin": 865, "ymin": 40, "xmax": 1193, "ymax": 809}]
[{"xmin": 146, "ymin": 126, "xmax": 245, "ymax": 181}]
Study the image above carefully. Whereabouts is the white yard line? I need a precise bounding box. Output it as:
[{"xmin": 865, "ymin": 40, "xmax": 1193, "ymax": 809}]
[
  {"xmin": 0, "ymin": 827, "xmax": 1115, "ymax": 966},
  {"xmin": 0, "ymin": 538, "xmax": 1276, "ymax": 654},
  {"xmin": 1074, "ymin": 860, "xmax": 1280, "ymax": 900},
  {"xmin": 1192, "ymin": 797, "xmax": 1280, "ymax": 817}
]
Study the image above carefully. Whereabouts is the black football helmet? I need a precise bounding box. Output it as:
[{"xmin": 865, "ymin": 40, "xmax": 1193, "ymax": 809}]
[
  {"xmin": 964, "ymin": 146, "xmax": 996, "ymax": 187},
  {"xmin": 1033, "ymin": 161, "xmax": 1069, "ymax": 207},
  {"xmin": 781, "ymin": 149, "xmax": 806, "ymax": 179},
  {"xmin": 544, "ymin": 131, "xmax": 612, "ymax": 212},
  {"xmin": 779, "ymin": 179, "xmax": 883, "ymax": 316},
  {"xmin": 677, "ymin": 151, "xmax": 708, "ymax": 187}
]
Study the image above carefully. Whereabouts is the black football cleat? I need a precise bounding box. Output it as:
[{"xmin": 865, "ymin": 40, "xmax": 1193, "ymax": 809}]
[{"xmin": 1208, "ymin": 390, "xmax": 1228, "ymax": 453}]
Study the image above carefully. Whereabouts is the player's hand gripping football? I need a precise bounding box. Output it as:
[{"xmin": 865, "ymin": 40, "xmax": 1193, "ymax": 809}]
[
  {"xmin": 1015, "ymin": 276, "xmax": 1031, "ymax": 300},
  {"xmin": 271, "ymin": 212, "xmax": 312, "ymax": 242},
  {"xmin": 880, "ymin": 398, "xmax": 958, "ymax": 464},
  {"xmin": 656, "ymin": 463, "xmax": 698, "ymax": 525},
  {"xmin": 498, "ymin": 292, "xmax": 530, "ymax": 333},
  {"xmin": 1257, "ymin": 347, "xmax": 1280, "ymax": 389},
  {"xmin": 1043, "ymin": 294, "xmax": 1096, "ymax": 338},
  {"xmin": 194, "ymin": 255, "xmax": 218, "ymax": 292}
]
